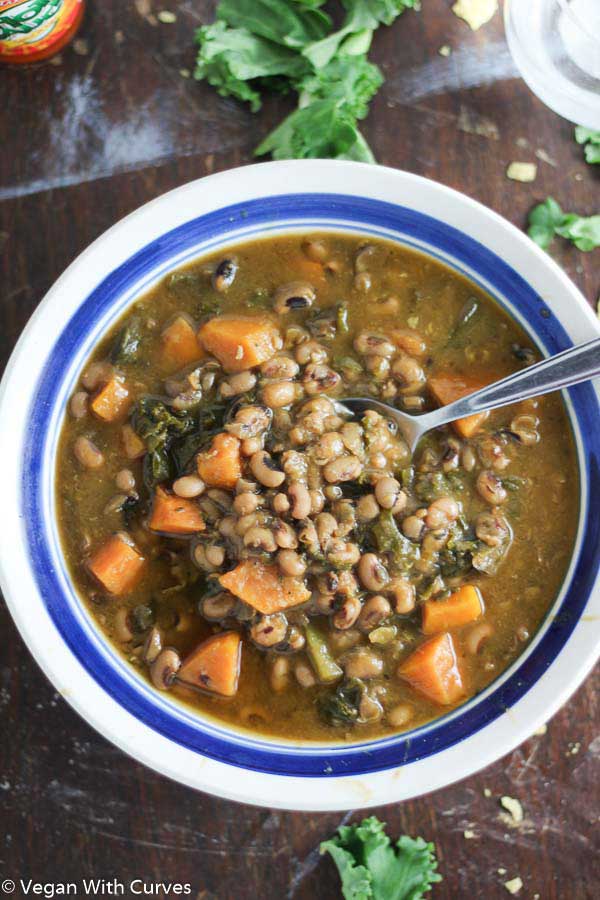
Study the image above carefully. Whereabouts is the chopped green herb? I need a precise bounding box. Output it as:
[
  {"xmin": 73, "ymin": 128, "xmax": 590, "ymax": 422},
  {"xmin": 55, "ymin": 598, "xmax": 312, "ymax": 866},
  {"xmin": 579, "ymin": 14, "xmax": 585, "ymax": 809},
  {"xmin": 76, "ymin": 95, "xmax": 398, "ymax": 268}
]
[
  {"xmin": 575, "ymin": 126, "xmax": 600, "ymax": 165},
  {"xmin": 320, "ymin": 815, "xmax": 442, "ymax": 900},
  {"xmin": 527, "ymin": 197, "xmax": 600, "ymax": 252},
  {"xmin": 372, "ymin": 510, "xmax": 419, "ymax": 574}
]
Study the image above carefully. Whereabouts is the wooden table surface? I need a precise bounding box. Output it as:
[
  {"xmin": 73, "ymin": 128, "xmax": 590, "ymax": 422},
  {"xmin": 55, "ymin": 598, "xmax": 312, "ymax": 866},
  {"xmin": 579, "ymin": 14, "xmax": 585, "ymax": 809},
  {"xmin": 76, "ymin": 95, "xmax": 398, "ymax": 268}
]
[{"xmin": 1, "ymin": 2, "xmax": 598, "ymax": 898}]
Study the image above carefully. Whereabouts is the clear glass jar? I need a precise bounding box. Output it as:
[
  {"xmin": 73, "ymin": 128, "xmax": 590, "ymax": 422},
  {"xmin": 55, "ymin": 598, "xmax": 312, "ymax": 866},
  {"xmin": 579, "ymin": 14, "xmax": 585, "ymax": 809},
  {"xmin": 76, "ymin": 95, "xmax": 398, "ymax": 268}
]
[{"xmin": 505, "ymin": 0, "xmax": 600, "ymax": 128}]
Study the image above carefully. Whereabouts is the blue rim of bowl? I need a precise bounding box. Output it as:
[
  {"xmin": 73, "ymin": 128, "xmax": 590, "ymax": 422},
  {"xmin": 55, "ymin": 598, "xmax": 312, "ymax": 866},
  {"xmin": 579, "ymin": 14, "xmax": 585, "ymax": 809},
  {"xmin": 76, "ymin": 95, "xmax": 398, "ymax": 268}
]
[{"xmin": 22, "ymin": 193, "xmax": 600, "ymax": 777}]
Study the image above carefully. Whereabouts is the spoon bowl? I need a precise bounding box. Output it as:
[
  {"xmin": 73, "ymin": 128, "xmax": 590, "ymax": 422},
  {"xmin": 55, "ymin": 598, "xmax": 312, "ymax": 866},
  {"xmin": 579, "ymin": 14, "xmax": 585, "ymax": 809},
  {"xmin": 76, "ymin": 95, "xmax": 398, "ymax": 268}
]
[{"xmin": 337, "ymin": 336, "xmax": 600, "ymax": 454}]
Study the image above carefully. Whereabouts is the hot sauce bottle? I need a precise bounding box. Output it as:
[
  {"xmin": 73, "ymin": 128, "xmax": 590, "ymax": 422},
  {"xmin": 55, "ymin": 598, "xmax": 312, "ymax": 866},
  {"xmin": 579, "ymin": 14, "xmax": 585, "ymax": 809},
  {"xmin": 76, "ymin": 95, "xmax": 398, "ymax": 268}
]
[{"xmin": 0, "ymin": 0, "xmax": 85, "ymax": 64}]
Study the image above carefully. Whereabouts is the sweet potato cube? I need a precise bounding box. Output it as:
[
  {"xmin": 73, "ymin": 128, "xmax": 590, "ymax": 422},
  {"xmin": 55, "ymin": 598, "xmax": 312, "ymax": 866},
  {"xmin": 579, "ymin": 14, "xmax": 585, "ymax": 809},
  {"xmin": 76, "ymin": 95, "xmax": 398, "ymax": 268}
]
[
  {"xmin": 90, "ymin": 376, "xmax": 131, "ymax": 422},
  {"xmin": 88, "ymin": 533, "xmax": 145, "ymax": 595},
  {"xmin": 120, "ymin": 424, "xmax": 146, "ymax": 459},
  {"xmin": 422, "ymin": 585, "xmax": 484, "ymax": 635},
  {"xmin": 196, "ymin": 433, "xmax": 242, "ymax": 489},
  {"xmin": 198, "ymin": 316, "xmax": 282, "ymax": 372},
  {"xmin": 160, "ymin": 315, "xmax": 203, "ymax": 370},
  {"xmin": 397, "ymin": 632, "xmax": 464, "ymax": 706},
  {"xmin": 149, "ymin": 487, "xmax": 205, "ymax": 535},
  {"xmin": 178, "ymin": 631, "xmax": 242, "ymax": 697},
  {"xmin": 428, "ymin": 374, "xmax": 491, "ymax": 438},
  {"xmin": 219, "ymin": 559, "xmax": 310, "ymax": 615}
]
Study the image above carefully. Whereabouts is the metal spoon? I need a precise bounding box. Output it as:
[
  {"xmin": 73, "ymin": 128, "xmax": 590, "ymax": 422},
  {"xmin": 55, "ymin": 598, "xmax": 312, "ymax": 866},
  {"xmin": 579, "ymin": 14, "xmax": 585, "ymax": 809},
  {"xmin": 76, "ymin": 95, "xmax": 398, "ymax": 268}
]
[{"xmin": 337, "ymin": 336, "xmax": 600, "ymax": 455}]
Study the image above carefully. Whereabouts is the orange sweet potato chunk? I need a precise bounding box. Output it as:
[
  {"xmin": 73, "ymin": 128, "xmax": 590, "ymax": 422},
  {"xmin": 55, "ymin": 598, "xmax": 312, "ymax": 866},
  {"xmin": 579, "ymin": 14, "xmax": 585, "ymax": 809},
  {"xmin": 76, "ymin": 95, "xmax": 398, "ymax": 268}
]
[
  {"xmin": 90, "ymin": 376, "xmax": 130, "ymax": 423},
  {"xmin": 160, "ymin": 315, "xmax": 203, "ymax": 370},
  {"xmin": 219, "ymin": 559, "xmax": 311, "ymax": 615},
  {"xmin": 397, "ymin": 632, "xmax": 464, "ymax": 705},
  {"xmin": 149, "ymin": 487, "xmax": 205, "ymax": 535},
  {"xmin": 196, "ymin": 433, "xmax": 242, "ymax": 489},
  {"xmin": 422, "ymin": 585, "xmax": 484, "ymax": 635},
  {"xmin": 428, "ymin": 374, "xmax": 491, "ymax": 438},
  {"xmin": 88, "ymin": 534, "xmax": 145, "ymax": 595},
  {"xmin": 198, "ymin": 316, "xmax": 282, "ymax": 372},
  {"xmin": 178, "ymin": 631, "xmax": 242, "ymax": 697}
]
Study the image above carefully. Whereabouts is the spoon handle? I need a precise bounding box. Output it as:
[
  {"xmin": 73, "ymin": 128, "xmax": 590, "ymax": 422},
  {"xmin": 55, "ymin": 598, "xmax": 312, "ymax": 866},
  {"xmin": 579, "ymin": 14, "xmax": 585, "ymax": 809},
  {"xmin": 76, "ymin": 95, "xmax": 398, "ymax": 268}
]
[{"xmin": 430, "ymin": 336, "xmax": 600, "ymax": 426}]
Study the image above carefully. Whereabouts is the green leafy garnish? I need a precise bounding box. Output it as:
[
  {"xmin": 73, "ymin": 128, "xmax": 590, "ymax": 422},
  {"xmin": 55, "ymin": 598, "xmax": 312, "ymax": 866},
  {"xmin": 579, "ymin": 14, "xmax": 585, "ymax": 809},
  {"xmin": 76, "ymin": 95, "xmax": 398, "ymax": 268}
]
[
  {"xmin": 194, "ymin": 0, "xmax": 420, "ymax": 162},
  {"xmin": 320, "ymin": 815, "xmax": 442, "ymax": 900},
  {"xmin": 575, "ymin": 126, "xmax": 600, "ymax": 165},
  {"xmin": 194, "ymin": 21, "xmax": 310, "ymax": 111},
  {"xmin": 303, "ymin": 0, "xmax": 419, "ymax": 69},
  {"xmin": 527, "ymin": 197, "xmax": 600, "ymax": 252}
]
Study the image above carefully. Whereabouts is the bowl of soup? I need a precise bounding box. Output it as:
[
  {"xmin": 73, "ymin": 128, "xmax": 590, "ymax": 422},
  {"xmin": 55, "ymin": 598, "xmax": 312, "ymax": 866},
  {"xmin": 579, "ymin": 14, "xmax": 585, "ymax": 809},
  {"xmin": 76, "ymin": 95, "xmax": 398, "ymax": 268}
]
[{"xmin": 0, "ymin": 161, "xmax": 598, "ymax": 810}]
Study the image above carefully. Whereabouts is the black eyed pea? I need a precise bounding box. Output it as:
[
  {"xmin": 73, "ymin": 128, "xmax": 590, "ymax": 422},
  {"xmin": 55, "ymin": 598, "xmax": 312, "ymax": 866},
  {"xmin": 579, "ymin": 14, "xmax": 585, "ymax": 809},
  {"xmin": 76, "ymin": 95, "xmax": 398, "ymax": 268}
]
[
  {"xmin": 73, "ymin": 436, "xmax": 104, "ymax": 469},
  {"xmin": 173, "ymin": 475, "xmax": 205, "ymax": 498},
  {"xmin": 303, "ymin": 363, "xmax": 341, "ymax": 396},
  {"xmin": 143, "ymin": 627, "xmax": 162, "ymax": 664},
  {"xmin": 250, "ymin": 450, "xmax": 285, "ymax": 488},
  {"xmin": 114, "ymin": 607, "xmax": 133, "ymax": 643},
  {"xmin": 270, "ymin": 656, "xmax": 290, "ymax": 693},
  {"xmin": 262, "ymin": 380, "xmax": 297, "ymax": 409},
  {"xmin": 272, "ymin": 492, "xmax": 291, "ymax": 515},
  {"xmin": 391, "ymin": 353, "xmax": 426, "ymax": 394},
  {"xmin": 475, "ymin": 511, "xmax": 510, "ymax": 547},
  {"xmin": 273, "ymin": 281, "xmax": 315, "ymax": 314},
  {"xmin": 261, "ymin": 355, "xmax": 299, "ymax": 379},
  {"xmin": 295, "ymin": 660, "xmax": 316, "ymax": 687},
  {"xmin": 70, "ymin": 390, "xmax": 89, "ymax": 419},
  {"xmin": 233, "ymin": 491, "xmax": 260, "ymax": 516},
  {"xmin": 287, "ymin": 625, "xmax": 306, "ymax": 652},
  {"xmin": 288, "ymin": 482, "xmax": 311, "ymax": 519},
  {"xmin": 314, "ymin": 431, "xmax": 345, "ymax": 465},
  {"xmin": 401, "ymin": 514, "xmax": 425, "ymax": 541},
  {"xmin": 323, "ymin": 454, "xmax": 362, "ymax": 484},
  {"xmin": 309, "ymin": 489, "xmax": 325, "ymax": 515},
  {"xmin": 315, "ymin": 512, "xmax": 337, "ymax": 549},
  {"xmin": 273, "ymin": 519, "xmax": 298, "ymax": 549},
  {"xmin": 374, "ymin": 476, "xmax": 402, "ymax": 510},
  {"xmin": 357, "ymin": 493, "xmax": 380, "ymax": 522},
  {"xmin": 302, "ymin": 239, "xmax": 328, "ymax": 262},
  {"xmin": 241, "ymin": 436, "xmax": 263, "ymax": 456},
  {"xmin": 353, "ymin": 332, "xmax": 396, "ymax": 357},
  {"xmin": 461, "ymin": 445, "xmax": 477, "ymax": 472},
  {"xmin": 358, "ymin": 553, "xmax": 390, "ymax": 592},
  {"xmin": 387, "ymin": 577, "xmax": 416, "ymax": 614},
  {"xmin": 477, "ymin": 470, "xmax": 508, "ymax": 505},
  {"xmin": 327, "ymin": 540, "xmax": 360, "ymax": 568},
  {"xmin": 150, "ymin": 648, "xmax": 181, "ymax": 690},
  {"xmin": 204, "ymin": 544, "xmax": 226, "ymax": 567},
  {"xmin": 510, "ymin": 414, "xmax": 540, "ymax": 446},
  {"xmin": 250, "ymin": 613, "xmax": 288, "ymax": 647},
  {"xmin": 343, "ymin": 648, "xmax": 384, "ymax": 679},
  {"xmin": 201, "ymin": 592, "xmax": 236, "ymax": 620},
  {"xmin": 218, "ymin": 515, "xmax": 237, "ymax": 538},
  {"xmin": 212, "ymin": 257, "xmax": 238, "ymax": 292},
  {"xmin": 357, "ymin": 595, "xmax": 392, "ymax": 632},
  {"xmin": 277, "ymin": 549, "xmax": 307, "ymax": 577},
  {"xmin": 295, "ymin": 339, "xmax": 328, "ymax": 366},
  {"xmin": 243, "ymin": 526, "xmax": 277, "ymax": 553},
  {"xmin": 332, "ymin": 595, "xmax": 362, "ymax": 630},
  {"xmin": 359, "ymin": 692, "xmax": 384, "ymax": 722},
  {"xmin": 81, "ymin": 360, "xmax": 113, "ymax": 391},
  {"xmin": 425, "ymin": 496, "xmax": 460, "ymax": 529},
  {"xmin": 387, "ymin": 703, "xmax": 413, "ymax": 728},
  {"xmin": 219, "ymin": 370, "xmax": 257, "ymax": 398},
  {"xmin": 225, "ymin": 405, "xmax": 272, "ymax": 440}
]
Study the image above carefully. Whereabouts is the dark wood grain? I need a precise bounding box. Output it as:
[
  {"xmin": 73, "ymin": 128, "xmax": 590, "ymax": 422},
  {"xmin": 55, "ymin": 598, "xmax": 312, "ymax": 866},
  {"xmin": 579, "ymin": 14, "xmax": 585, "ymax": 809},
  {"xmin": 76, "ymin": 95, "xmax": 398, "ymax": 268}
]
[{"xmin": 1, "ymin": 2, "xmax": 598, "ymax": 898}]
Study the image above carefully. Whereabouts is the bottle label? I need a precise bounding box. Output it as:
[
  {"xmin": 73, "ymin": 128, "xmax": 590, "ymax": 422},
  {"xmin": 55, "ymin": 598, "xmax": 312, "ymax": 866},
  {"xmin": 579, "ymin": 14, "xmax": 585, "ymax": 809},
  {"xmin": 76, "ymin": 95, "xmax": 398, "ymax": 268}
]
[{"xmin": 0, "ymin": 0, "xmax": 82, "ymax": 58}]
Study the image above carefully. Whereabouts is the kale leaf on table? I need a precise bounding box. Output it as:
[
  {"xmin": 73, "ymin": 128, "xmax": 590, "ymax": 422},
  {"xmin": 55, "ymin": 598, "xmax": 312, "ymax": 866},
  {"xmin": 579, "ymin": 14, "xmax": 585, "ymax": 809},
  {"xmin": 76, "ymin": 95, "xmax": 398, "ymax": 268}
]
[
  {"xmin": 320, "ymin": 815, "xmax": 442, "ymax": 900},
  {"xmin": 527, "ymin": 197, "xmax": 600, "ymax": 252},
  {"xmin": 575, "ymin": 126, "xmax": 600, "ymax": 165},
  {"xmin": 194, "ymin": 0, "xmax": 419, "ymax": 162}
]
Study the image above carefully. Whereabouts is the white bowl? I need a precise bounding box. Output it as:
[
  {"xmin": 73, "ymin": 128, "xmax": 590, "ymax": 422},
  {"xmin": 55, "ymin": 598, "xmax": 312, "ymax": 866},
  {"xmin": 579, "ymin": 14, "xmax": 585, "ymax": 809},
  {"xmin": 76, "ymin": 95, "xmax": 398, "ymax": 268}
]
[{"xmin": 1, "ymin": 161, "xmax": 598, "ymax": 811}]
